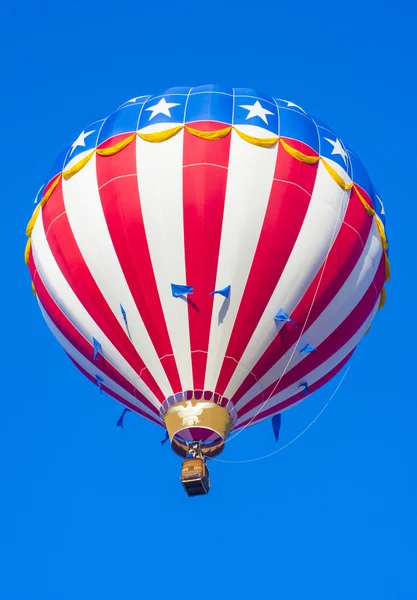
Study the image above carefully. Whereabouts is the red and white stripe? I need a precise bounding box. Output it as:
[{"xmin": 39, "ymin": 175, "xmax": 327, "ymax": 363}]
[
  {"xmin": 233, "ymin": 216, "xmax": 384, "ymax": 413},
  {"xmin": 39, "ymin": 300, "xmax": 162, "ymax": 426},
  {"xmin": 182, "ymin": 123, "xmax": 232, "ymax": 390},
  {"xmin": 237, "ymin": 294, "xmax": 381, "ymax": 428},
  {"xmin": 30, "ymin": 124, "xmax": 385, "ymax": 432},
  {"xmin": 29, "ymin": 221, "xmax": 161, "ymax": 419},
  {"xmin": 204, "ymin": 128, "xmax": 280, "ymax": 390}
]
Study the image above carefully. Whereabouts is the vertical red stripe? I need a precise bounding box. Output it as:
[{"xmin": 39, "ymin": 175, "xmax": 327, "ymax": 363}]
[
  {"xmin": 40, "ymin": 178, "xmax": 165, "ymax": 402},
  {"xmin": 29, "ymin": 249, "xmax": 160, "ymax": 418},
  {"xmin": 238, "ymin": 255, "xmax": 385, "ymax": 419},
  {"xmin": 231, "ymin": 187, "xmax": 375, "ymax": 405},
  {"xmin": 182, "ymin": 124, "xmax": 231, "ymax": 389},
  {"xmin": 215, "ymin": 141, "xmax": 320, "ymax": 395},
  {"xmin": 95, "ymin": 138, "xmax": 182, "ymax": 394}
]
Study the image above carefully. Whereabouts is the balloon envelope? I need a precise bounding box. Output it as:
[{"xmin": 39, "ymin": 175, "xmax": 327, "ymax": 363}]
[{"xmin": 25, "ymin": 85, "xmax": 389, "ymax": 452}]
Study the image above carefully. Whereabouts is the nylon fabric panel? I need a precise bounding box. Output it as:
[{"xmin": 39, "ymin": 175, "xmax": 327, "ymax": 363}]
[
  {"xmin": 39, "ymin": 301, "xmax": 162, "ymax": 424},
  {"xmin": 62, "ymin": 152, "xmax": 173, "ymax": 400},
  {"xmin": 31, "ymin": 198, "xmax": 161, "ymax": 412},
  {"xmin": 182, "ymin": 125, "xmax": 231, "ymax": 389},
  {"xmin": 220, "ymin": 157, "xmax": 351, "ymax": 400},
  {"xmin": 215, "ymin": 141, "xmax": 320, "ymax": 395},
  {"xmin": 29, "ymin": 252, "xmax": 160, "ymax": 419},
  {"xmin": 227, "ymin": 184, "xmax": 375, "ymax": 403},
  {"xmin": 203, "ymin": 129, "xmax": 279, "ymax": 391},
  {"xmin": 95, "ymin": 139, "xmax": 182, "ymax": 395},
  {"xmin": 135, "ymin": 131, "xmax": 194, "ymax": 391},
  {"xmin": 234, "ymin": 216, "xmax": 382, "ymax": 410},
  {"xmin": 238, "ymin": 258, "xmax": 385, "ymax": 418},
  {"xmin": 237, "ymin": 294, "xmax": 381, "ymax": 427}
]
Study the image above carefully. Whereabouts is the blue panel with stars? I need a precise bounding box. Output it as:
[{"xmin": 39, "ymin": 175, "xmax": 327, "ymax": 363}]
[
  {"xmin": 185, "ymin": 92, "xmax": 233, "ymax": 125},
  {"xmin": 233, "ymin": 96, "xmax": 278, "ymax": 135},
  {"xmin": 98, "ymin": 102, "xmax": 145, "ymax": 144},
  {"xmin": 138, "ymin": 95, "xmax": 186, "ymax": 129},
  {"xmin": 347, "ymin": 149, "xmax": 373, "ymax": 198},
  {"xmin": 64, "ymin": 119, "xmax": 105, "ymax": 167},
  {"xmin": 278, "ymin": 107, "xmax": 319, "ymax": 152},
  {"xmin": 317, "ymin": 125, "xmax": 351, "ymax": 174}
]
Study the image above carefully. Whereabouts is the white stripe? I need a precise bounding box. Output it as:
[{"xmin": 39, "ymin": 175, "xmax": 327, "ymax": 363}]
[
  {"xmin": 230, "ymin": 215, "xmax": 382, "ymax": 407},
  {"xmin": 204, "ymin": 130, "xmax": 279, "ymax": 390},
  {"xmin": 31, "ymin": 214, "xmax": 160, "ymax": 412},
  {"xmin": 61, "ymin": 154, "xmax": 173, "ymax": 399},
  {"xmin": 234, "ymin": 222, "xmax": 381, "ymax": 409},
  {"xmin": 236, "ymin": 297, "xmax": 380, "ymax": 427},
  {"xmin": 39, "ymin": 301, "xmax": 162, "ymax": 423},
  {"xmin": 223, "ymin": 159, "xmax": 352, "ymax": 399},
  {"xmin": 135, "ymin": 130, "xmax": 193, "ymax": 391}
]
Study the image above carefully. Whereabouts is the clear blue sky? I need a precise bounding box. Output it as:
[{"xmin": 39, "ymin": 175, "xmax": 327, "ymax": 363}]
[{"xmin": 1, "ymin": 1, "xmax": 415, "ymax": 598}]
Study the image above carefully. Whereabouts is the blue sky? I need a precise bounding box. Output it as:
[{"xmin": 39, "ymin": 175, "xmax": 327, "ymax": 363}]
[{"xmin": 1, "ymin": 1, "xmax": 416, "ymax": 598}]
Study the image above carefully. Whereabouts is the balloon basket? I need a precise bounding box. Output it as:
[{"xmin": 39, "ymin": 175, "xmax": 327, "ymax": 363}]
[{"xmin": 180, "ymin": 457, "xmax": 210, "ymax": 497}]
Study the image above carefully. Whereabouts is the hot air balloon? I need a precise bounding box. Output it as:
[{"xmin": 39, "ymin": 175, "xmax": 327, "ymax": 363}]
[{"xmin": 25, "ymin": 85, "xmax": 389, "ymax": 496}]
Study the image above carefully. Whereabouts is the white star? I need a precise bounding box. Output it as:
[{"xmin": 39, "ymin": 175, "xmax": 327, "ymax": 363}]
[
  {"xmin": 239, "ymin": 100, "xmax": 274, "ymax": 124},
  {"xmin": 324, "ymin": 137, "xmax": 348, "ymax": 164},
  {"xmin": 70, "ymin": 130, "xmax": 95, "ymax": 155},
  {"xmin": 145, "ymin": 97, "xmax": 180, "ymax": 120}
]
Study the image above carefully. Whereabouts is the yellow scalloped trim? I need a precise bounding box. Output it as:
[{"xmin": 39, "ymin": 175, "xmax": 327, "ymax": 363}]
[
  {"xmin": 375, "ymin": 215, "xmax": 388, "ymax": 251},
  {"xmin": 138, "ymin": 126, "xmax": 183, "ymax": 143},
  {"xmin": 96, "ymin": 133, "xmax": 136, "ymax": 156},
  {"xmin": 379, "ymin": 286, "xmax": 387, "ymax": 309},
  {"xmin": 279, "ymin": 138, "xmax": 319, "ymax": 164},
  {"xmin": 353, "ymin": 185, "xmax": 375, "ymax": 217},
  {"xmin": 63, "ymin": 151, "xmax": 95, "ymax": 180},
  {"xmin": 320, "ymin": 158, "xmax": 353, "ymax": 191},
  {"xmin": 40, "ymin": 175, "xmax": 61, "ymax": 207},
  {"xmin": 384, "ymin": 253, "xmax": 391, "ymax": 282},
  {"xmin": 24, "ymin": 126, "xmax": 390, "ymax": 309},
  {"xmin": 25, "ymin": 204, "xmax": 41, "ymax": 237},
  {"xmin": 186, "ymin": 125, "xmax": 232, "ymax": 140},
  {"xmin": 234, "ymin": 128, "xmax": 278, "ymax": 148}
]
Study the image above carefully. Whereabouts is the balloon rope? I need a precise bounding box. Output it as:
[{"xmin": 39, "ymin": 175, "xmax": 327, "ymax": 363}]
[
  {"xmin": 224, "ymin": 187, "xmax": 347, "ymax": 445},
  {"xmin": 208, "ymin": 365, "xmax": 350, "ymax": 464}
]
